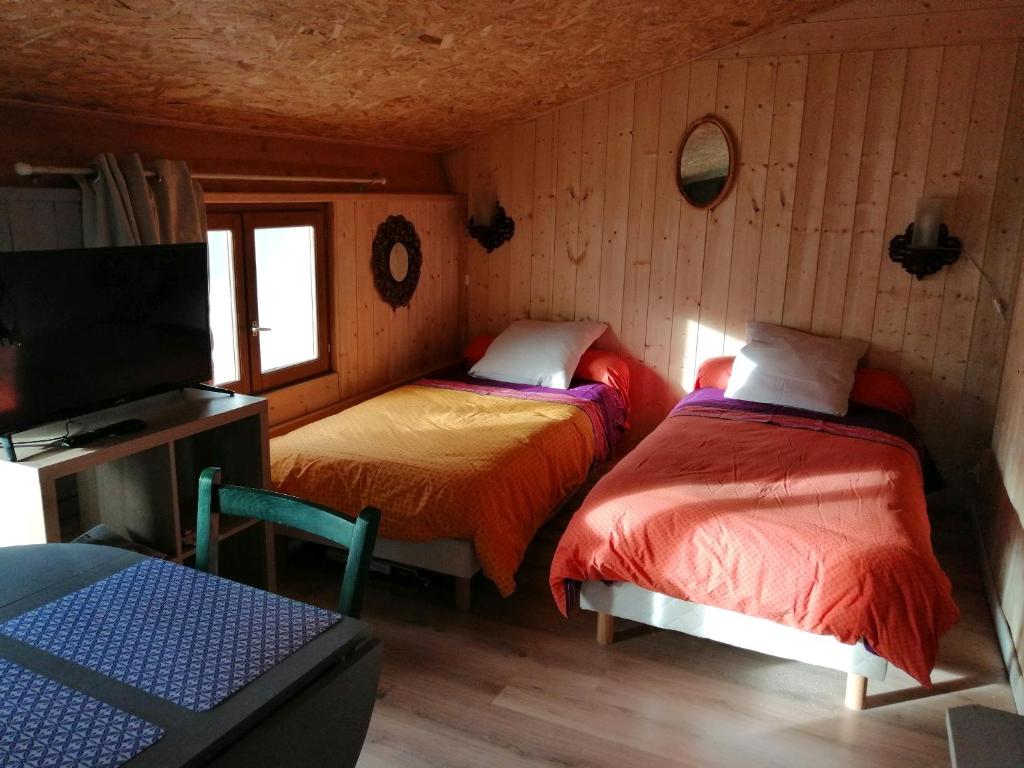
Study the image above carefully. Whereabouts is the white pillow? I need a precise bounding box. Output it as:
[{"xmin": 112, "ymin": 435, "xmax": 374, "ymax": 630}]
[
  {"xmin": 724, "ymin": 322, "xmax": 868, "ymax": 415},
  {"xmin": 469, "ymin": 319, "xmax": 607, "ymax": 389}
]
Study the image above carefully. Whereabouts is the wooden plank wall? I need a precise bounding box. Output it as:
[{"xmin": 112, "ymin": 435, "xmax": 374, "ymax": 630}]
[
  {"xmin": 984, "ymin": 216, "xmax": 1024, "ymax": 712},
  {"xmin": 995, "ymin": 253, "xmax": 1024, "ymax": 514},
  {"xmin": 257, "ymin": 195, "xmax": 465, "ymax": 427},
  {"xmin": 444, "ymin": 0, "xmax": 1024, "ymax": 472},
  {"xmin": 243, "ymin": 193, "xmax": 464, "ymax": 428},
  {"xmin": 0, "ymin": 188, "xmax": 465, "ymax": 429},
  {"xmin": 0, "ymin": 102, "xmax": 450, "ymax": 194}
]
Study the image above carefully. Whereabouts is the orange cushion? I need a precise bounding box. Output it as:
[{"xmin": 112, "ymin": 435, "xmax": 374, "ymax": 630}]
[
  {"xmin": 694, "ymin": 356, "xmax": 735, "ymax": 390},
  {"xmin": 462, "ymin": 334, "xmax": 630, "ymax": 411},
  {"xmin": 462, "ymin": 334, "xmax": 494, "ymax": 365},
  {"xmin": 576, "ymin": 348, "xmax": 631, "ymax": 413},
  {"xmin": 693, "ymin": 355, "xmax": 914, "ymax": 418},
  {"xmin": 849, "ymin": 368, "xmax": 915, "ymax": 419}
]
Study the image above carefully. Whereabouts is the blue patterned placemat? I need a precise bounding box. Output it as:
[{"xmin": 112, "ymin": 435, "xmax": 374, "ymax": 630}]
[
  {"xmin": 0, "ymin": 658, "xmax": 163, "ymax": 767},
  {"xmin": 0, "ymin": 559, "xmax": 341, "ymax": 711}
]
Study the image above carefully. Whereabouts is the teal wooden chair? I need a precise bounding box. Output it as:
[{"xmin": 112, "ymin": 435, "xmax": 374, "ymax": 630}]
[{"xmin": 195, "ymin": 467, "xmax": 381, "ymax": 619}]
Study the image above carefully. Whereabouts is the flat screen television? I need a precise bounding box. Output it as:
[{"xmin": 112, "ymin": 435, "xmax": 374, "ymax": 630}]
[{"xmin": 0, "ymin": 242, "xmax": 211, "ymax": 438}]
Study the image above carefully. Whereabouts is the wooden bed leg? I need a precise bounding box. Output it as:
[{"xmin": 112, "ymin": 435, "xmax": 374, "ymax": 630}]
[
  {"xmin": 845, "ymin": 673, "xmax": 867, "ymax": 710},
  {"xmin": 596, "ymin": 612, "xmax": 615, "ymax": 645},
  {"xmin": 454, "ymin": 576, "xmax": 471, "ymax": 612}
]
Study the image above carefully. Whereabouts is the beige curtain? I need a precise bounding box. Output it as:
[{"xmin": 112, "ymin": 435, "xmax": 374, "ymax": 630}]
[{"xmin": 76, "ymin": 153, "xmax": 207, "ymax": 247}]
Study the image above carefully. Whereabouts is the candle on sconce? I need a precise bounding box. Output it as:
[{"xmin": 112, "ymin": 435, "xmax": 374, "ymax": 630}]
[{"xmin": 911, "ymin": 197, "xmax": 943, "ymax": 249}]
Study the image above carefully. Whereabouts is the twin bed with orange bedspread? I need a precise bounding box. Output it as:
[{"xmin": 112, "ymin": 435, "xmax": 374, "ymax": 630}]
[{"xmin": 550, "ymin": 381, "xmax": 958, "ymax": 696}]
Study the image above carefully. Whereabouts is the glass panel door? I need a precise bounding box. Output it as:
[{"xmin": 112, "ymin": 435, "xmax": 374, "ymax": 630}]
[
  {"xmin": 252, "ymin": 224, "xmax": 319, "ymax": 372},
  {"xmin": 242, "ymin": 211, "xmax": 329, "ymax": 391}
]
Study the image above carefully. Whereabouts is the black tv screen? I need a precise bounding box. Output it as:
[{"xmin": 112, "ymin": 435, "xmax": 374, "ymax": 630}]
[{"xmin": 0, "ymin": 243, "xmax": 211, "ymax": 436}]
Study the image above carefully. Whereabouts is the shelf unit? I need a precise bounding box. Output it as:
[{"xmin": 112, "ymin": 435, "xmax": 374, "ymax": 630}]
[{"xmin": 0, "ymin": 388, "xmax": 275, "ymax": 589}]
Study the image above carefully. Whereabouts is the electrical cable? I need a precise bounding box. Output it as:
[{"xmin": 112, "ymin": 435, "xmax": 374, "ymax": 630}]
[{"xmin": 11, "ymin": 419, "xmax": 75, "ymax": 447}]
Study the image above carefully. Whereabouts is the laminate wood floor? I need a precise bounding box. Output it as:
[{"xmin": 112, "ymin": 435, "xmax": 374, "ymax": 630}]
[{"xmin": 277, "ymin": 488, "xmax": 1015, "ymax": 768}]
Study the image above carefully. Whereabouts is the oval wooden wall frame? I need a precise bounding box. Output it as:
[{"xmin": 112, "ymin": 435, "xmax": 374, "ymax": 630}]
[{"xmin": 372, "ymin": 214, "xmax": 422, "ymax": 309}]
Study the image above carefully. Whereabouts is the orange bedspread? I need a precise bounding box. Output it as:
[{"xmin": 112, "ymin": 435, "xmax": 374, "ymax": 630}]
[
  {"xmin": 271, "ymin": 382, "xmax": 601, "ymax": 596},
  {"xmin": 550, "ymin": 407, "xmax": 958, "ymax": 684}
]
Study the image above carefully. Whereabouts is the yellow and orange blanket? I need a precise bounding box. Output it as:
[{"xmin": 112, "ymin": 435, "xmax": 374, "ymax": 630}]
[{"xmin": 271, "ymin": 379, "xmax": 615, "ymax": 595}]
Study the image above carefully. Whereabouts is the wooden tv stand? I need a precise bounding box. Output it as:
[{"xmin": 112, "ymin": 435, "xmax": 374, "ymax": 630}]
[{"xmin": 0, "ymin": 388, "xmax": 275, "ymax": 589}]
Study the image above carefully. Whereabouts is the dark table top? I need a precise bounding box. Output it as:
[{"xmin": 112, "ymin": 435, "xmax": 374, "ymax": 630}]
[{"xmin": 0, "ymin": 544, "xmax": 373, "ymax": 767}]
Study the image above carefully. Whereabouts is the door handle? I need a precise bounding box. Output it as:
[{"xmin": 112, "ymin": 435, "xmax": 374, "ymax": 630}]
[{"xmin": 250, "ymin": 321, "xmax": 272, "ymax": 337}]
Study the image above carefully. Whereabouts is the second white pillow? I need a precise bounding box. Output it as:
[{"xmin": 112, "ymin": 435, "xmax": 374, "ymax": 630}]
[
  {"xmin": 469, "ymin": 319, "xmax": 607, "ymax": 389},
  {"xmin": 724, "ymin": 322, "xmax": 867, "ymax": 415}
]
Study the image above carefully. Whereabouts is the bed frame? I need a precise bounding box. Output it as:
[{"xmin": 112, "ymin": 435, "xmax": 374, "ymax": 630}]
[
  {"xmin": 281, "ymin": 485, "xmax": 584, "ymax": 612},
  {"xmin": 579, "ymin": 581, "xmax": 888, "ymax": 710},
  {"xmin": 277, "ymin": 525, "xmax": 479, "ymax": 611},
  {"xmin": 372, "ymin": 536, "xmax": 479, "ymax": 611},
  {"xmin": 367, "ymin": 484, "xmax": 586, "ymax": 611}
]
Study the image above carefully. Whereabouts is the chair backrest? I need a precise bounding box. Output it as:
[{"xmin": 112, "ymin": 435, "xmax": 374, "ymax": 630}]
[{"xmin": 195, "ymin": 467, "xmax": 381, "ymax": 619}]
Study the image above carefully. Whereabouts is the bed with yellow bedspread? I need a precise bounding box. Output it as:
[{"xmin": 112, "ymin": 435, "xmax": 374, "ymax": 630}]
[{"xmin": 270, "ymin": 376, "xmax": 623, "ymax": 596}]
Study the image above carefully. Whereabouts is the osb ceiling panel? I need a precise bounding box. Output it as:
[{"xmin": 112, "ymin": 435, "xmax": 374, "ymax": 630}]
[{"xmin": 0, "ymin": 0, "xmax": 845, "ymax": 152}]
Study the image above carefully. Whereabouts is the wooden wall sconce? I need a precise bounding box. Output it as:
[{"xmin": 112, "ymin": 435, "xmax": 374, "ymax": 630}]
[
  {"xmin": 467, "ymin": 202, "xmax": 515, "ymax": 253},
  {"xmin": 888, "ymin": 198, "xmax": 962, "ymax": 280}
]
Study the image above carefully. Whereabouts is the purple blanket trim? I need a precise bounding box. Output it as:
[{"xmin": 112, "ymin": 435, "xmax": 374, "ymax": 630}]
[
  {"xmin": 671, "ymin": 388, "xmax": 941, "ymax": 491},
  {"xmin": 428, "ymin": 365, "xmax": 628, "ymax": 446},
  {"xmin": 414, "ymin": 372, "xmax": 625, "ymax": 461}
]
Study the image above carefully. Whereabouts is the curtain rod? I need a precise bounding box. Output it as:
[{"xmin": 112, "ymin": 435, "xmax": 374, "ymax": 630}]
[{"xmin": 13, "ymin": 162, "xmax": 387, "ymax": 186}]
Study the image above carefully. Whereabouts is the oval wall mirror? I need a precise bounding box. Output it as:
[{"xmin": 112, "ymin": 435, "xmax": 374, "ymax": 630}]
[
  {"xmin": 389, "ymin": 242, "xmax": 409, "ymax": 282},
  {"xmin": 677, "ymin": 116, "xmax": 737, "ymax": 209}
]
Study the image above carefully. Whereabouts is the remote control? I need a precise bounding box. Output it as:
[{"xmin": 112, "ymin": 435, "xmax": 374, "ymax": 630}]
[{"xmin": 61, "ymin": 419, "xmax": 147, "ymax": 448}]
